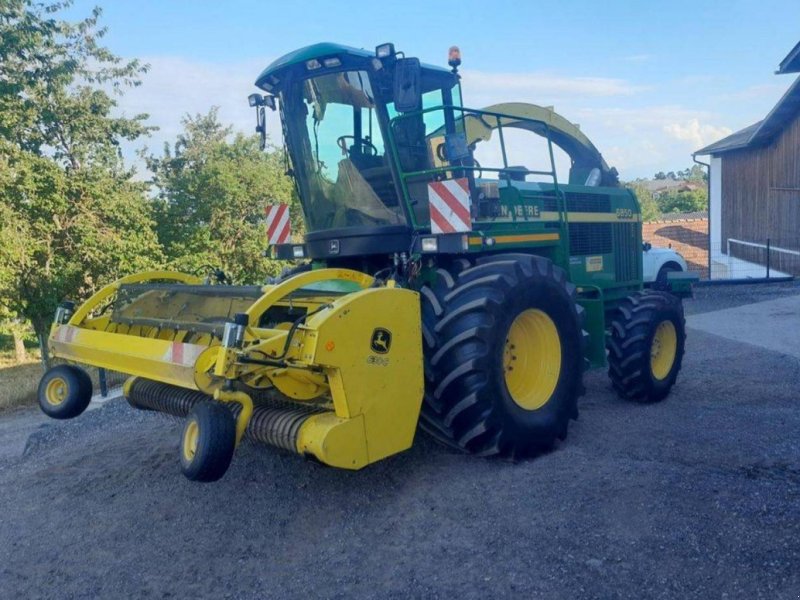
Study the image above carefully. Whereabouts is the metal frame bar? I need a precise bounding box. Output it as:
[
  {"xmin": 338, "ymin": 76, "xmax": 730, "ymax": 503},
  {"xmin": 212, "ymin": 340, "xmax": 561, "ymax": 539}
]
[{"xmin": 387, "ymin": 105, "xmax": 563, "ymax": 230}]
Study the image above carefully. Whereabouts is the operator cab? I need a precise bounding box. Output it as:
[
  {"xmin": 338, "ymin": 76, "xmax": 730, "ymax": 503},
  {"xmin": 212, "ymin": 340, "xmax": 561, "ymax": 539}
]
[
  {"xmin": 251, "ymin": 43, "xmax": 621, "ymax": 262},
  {"xmin": 253, "ymin": 43, "xmax": 462, "ymax": 259}
]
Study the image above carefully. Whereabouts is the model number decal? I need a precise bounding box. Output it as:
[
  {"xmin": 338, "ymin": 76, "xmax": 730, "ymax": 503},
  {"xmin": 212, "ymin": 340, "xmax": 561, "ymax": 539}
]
[
  {"xmin": 367, "ymin": 355, "xmax": 389, "ymax": 367},
  {"xmin": 616, "ymin": 208, "xmax": 634, "ymax": 219}
]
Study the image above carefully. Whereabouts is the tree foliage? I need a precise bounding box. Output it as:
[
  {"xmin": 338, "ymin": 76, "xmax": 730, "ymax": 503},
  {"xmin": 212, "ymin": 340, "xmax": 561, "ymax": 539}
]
[
  {"xmin": 0, "ymin": 0, "xmax": 162, "ymax": 350},
  {"xmin": 626, "ymin": 182, "xmax": 661, "ymax": 222},
  {"xmin": 658, "ymin": 189, "xmax": 707, "ymax": 214},
  {"xmin": 147, "ymin": 109, "xmax": 298, "ymax": 283}
]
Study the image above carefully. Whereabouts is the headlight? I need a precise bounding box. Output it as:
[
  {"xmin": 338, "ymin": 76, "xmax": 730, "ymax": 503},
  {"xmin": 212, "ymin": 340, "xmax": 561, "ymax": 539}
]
[
  {"xmin": 421, "ymin": 237, "xmax": 438, "ymax": 253},
  {"xmin": 292, "ymin": 246, "xmax": 305, "ymax": 258}
]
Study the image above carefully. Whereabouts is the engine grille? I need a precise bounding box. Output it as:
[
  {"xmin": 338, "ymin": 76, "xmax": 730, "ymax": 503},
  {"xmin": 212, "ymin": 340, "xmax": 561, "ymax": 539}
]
[
  {"xmin": 613, "ymin": 222, "xmax": 640, "ymax": 282},
  {"xmin": 569, "ymin": 223, "xmax": 612, "ymax": 255},
  {"xmin": 541, "ymin": 192, "xmax": 612, "ymax": 213}
]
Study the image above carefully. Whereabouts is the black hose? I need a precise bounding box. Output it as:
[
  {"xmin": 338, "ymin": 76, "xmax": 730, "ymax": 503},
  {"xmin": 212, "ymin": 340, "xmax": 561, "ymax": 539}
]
[{"xmin": 241, "ymin": 302, "xmax": 333, "ymax": 367}]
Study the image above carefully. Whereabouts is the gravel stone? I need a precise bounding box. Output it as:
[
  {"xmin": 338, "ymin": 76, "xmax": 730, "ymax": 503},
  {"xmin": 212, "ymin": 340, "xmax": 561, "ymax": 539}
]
[{"xmin": 0, "ymin": 282, "xmax": 798, "ymax": 599}]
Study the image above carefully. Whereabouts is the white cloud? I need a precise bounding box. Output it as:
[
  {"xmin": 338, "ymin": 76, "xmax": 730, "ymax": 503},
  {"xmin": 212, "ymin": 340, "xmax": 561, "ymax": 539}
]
[
  {"xmin": 663, "ymin": 119, "xmax": 732, "ymax": 149},
  {"xmin": 716, "ymin": 82, "xmax": 788, "ymax": 102},
  {"xmin": 111, "ymin": 56, "xmax": 723, "ymax": 180},
  {"xmin": 461, "ymin": 70, "xmax": 649, "ymax": 106},
  {"xmin": 114, "ymin": 55, "xmax": 282, "ymax": 174}
]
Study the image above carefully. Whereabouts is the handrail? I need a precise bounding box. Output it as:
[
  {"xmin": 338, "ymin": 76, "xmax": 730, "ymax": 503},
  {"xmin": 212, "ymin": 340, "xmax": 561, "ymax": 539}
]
[
  {"xmin": 388, "ymin": 104, "xmax": 563, "ymax": 229},
  {"xmin": 244, "ymin": 268, "xmax": 374, "ymax": 327},
  {"xmin": 389, "ymin": 104, "xmax": 559, "ymax": 179},
  {"xmin": 727, "ymin": 238, "xmax": 800, "ymax": 257}
]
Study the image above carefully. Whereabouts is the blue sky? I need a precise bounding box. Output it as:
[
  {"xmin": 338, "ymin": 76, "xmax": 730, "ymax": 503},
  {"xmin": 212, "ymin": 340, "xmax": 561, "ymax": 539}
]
[{"xmin": 65, "ymin": 0, "xmax": 800, "ymax": 179}]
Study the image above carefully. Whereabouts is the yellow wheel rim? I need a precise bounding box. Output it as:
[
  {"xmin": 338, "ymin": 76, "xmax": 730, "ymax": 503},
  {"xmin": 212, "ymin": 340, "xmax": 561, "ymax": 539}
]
[
  {"xmin": 503, "ymin": 309, "xmax": 562, "ymax": 410},
  {"xmin": 182, "ymin": 420, "xmax": 199, "ymax": 462},
  {"xmin": 650, "ymin": 320, "xmax": 677, "ymax": 380},
  {"xmin": 45, "ymin": 377, "xmax": 68, "ymax": 406}
]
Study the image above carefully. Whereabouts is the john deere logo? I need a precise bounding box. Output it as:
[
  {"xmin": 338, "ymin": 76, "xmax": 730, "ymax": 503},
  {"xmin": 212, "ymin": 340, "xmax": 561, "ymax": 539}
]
[{"xmin": 370, "ymin": 328, "xmax": 392, "ymax": 354}]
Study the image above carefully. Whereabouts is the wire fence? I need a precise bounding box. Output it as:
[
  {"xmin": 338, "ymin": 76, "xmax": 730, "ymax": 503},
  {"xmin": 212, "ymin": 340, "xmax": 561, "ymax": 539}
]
[{"xmin": 706, "ymin": 239, "xmax": 799, "ymax": 280}]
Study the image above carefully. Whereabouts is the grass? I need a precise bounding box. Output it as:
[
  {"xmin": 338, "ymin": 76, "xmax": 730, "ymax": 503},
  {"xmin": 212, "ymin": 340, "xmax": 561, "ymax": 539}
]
[
  {"xmin": 0, "ymin": 349, "xmax": 127, "ymax": 412},
  {"xmin": 0, "ymin": 356, "xmax": 43, "ymax": 411}
]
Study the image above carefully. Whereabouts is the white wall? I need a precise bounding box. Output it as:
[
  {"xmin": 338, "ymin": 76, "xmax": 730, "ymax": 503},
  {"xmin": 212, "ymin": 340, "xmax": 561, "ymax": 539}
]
[
  {"xmin": 708, "ymin": 155, "xmax": 788, "ymax": 278},
  {"xmin": 710, "ymin": 156, "xmax": 722, "ymax": 253}
]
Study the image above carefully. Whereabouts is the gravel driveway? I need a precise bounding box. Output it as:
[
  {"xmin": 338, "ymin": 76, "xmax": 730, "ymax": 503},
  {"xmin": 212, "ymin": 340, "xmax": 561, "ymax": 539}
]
[{"xmin": 1, "ymin": 283, "xmax": 798, "ymax": 599}]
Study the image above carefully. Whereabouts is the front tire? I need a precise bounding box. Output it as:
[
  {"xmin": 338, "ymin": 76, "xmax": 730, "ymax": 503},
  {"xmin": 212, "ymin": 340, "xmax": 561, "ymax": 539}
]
[
  {"xmin": 420, "ymin": 254, "xmax": 585, "ymax": 458},
  {"xmin": 607, "ymin": 290, "xmax": 686, "ymax": 402},
  {"xmin": 180, "ymin": 401, "xmax": 236, "ymax": 482},
  {"xmin": 655, "ymin": 264, "xmax": 681, "ymax": 290},
  {"xmin": 38, "ymin": 365, "xmax": 93, "ymax": 419}
]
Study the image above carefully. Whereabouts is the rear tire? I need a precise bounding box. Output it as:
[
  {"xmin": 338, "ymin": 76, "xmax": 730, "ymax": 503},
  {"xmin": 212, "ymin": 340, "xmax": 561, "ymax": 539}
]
[
  {"xmin": 607, "ymin": 290, "xmax": 686, "ymax": 402},
  {"xmin": 420, "ymin": 254, "xmax": 585, "ymax": 458},
  {"xmin": 180, "ymin": 401, "xmax": 236, "ymax": 482},
  {"xmin": 38, "ymin": 365, "xmax": 93, "ymax": 419}
]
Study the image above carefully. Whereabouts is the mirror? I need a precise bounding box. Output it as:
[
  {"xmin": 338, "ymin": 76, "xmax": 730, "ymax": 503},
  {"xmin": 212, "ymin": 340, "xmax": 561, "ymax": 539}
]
[
  {"xmin": 256, "ymin": 106, "xmax": 266, "ymax": 150},
  {"xmin": 394, "ymin": 57, "xmax": 422, "ymax": 113}
]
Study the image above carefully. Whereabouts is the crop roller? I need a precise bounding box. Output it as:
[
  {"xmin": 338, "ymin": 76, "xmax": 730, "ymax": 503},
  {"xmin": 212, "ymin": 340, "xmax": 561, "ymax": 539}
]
[{"xmin": 39, "ymin": 268, "xmax": 424, "ymax": 481}]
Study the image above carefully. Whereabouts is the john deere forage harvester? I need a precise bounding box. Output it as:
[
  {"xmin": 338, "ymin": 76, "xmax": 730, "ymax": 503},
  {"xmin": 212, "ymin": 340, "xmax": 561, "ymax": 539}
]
[{"xmin": 39, "ymin": 43, "xmax": 694, "ymax": 481}]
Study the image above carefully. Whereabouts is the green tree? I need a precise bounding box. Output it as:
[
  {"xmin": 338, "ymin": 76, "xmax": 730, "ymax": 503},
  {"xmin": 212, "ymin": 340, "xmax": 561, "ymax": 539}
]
[
  {"xmin": 0, "ymin": 199, "xmax": 32, "ymax": 362},
  {"xmin": 657, "ymin": 188, "xmax": 708, "ymax": 214},
  {"xmin": 148, "ymin": 109, "xmax": 298, "ymax": 283},
  {"xmin": 626, "ymin": 181, "xmax": 661, "ymax": 222},
  {"xmin": 0, "ymin": 1, "xmax": 163, "ymax": 359}
]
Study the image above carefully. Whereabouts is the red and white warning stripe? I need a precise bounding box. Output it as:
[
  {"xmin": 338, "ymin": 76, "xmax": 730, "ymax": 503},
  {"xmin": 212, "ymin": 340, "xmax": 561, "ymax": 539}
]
[
  {"xmin": 162, "ymin": 341, "xmax": 206, "ymax": 367},
  {"xmin": 54, "ymin": 325, "xmax": 78, "ymax": 344},
  {"xmin": 265, "ymin": 203, "xmax": 291, "ymax": 245},
  {"xmin": 427, "ymin": 178, "xmax": 472, "ymax": 234}
]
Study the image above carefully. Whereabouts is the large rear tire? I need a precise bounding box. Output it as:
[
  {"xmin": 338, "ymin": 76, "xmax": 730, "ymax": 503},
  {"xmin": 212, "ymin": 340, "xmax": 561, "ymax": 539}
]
[
  {"xmin": 607, "ymin": 290, "xmax": 686, "ymax": 402},
  {"xmin": 419, "ymin": 254, "xmax": 585, "ymax": 458}
]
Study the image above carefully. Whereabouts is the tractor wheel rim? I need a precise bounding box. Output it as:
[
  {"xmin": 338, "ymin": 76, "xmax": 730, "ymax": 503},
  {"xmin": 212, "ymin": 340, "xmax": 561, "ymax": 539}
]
[
  {"xmin": 650, "ymin": 320, "xmax": 677, "ymax": 380},
  {"xmin": 183, "ymin": 420, "xmax": 199, "ymax": 461},
  {"xmin": 503, "ymin": 308, "xmax": 562, "ymax": 410},
  {"xmin": 45, "ymin": 378, "xmax": 68, "ymax": 406}
]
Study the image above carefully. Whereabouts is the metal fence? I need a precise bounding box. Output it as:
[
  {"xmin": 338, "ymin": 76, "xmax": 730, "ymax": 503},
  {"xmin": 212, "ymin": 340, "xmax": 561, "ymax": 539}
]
[
  {"xmin": 721, "ymin": 238, "xmax": 799, "ymax": 279},
  {"xmin": 643, "ymin": 215, "xmax": 798, "ymax": 281}
]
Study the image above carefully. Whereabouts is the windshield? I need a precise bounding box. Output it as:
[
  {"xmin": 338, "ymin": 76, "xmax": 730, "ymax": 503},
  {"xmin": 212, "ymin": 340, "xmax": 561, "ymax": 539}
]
[{"xmin": 281, "ymin": 70, "xmax": 405, "ymax": 232}]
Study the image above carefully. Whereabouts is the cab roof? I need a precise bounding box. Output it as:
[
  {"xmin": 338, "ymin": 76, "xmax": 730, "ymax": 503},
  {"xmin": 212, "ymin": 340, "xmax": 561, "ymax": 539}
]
[{"xmin": 254, "ymin": 42, "xmax": 451, "ymax": 91}]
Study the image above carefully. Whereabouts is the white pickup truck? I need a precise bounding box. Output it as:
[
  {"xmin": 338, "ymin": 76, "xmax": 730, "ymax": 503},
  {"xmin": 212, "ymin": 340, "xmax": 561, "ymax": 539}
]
[{"xmin": 642, "ymin": 243, "xmax": 688, "ymax": 287}]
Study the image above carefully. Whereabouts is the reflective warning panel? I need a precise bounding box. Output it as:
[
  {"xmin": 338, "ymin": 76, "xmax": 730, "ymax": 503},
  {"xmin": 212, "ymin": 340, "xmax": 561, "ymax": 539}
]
[
  {"xmin": 427, "ymin": 178, "xmax": 472, "ymax": 234},
  {"xmin": 265, "ymin": 203, "xmax": 291, "ymax": 245}
]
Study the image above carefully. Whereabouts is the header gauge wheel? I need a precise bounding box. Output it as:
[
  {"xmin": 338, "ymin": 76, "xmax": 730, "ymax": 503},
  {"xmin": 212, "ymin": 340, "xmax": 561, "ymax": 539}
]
[
  {"xmin": 420, "ymin": 254, "xmax": 586, "ymax": 458},
  {"xmin": 38, "ymin": 365, "xmax": 92, "ymax": 420},
  {"xmin": 180, "ymin": 401, "xmax": 236, "ymax": 482},
  {"xmin": 607, "ymin": 290, "xmax": 686, "ymax": 402}
]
